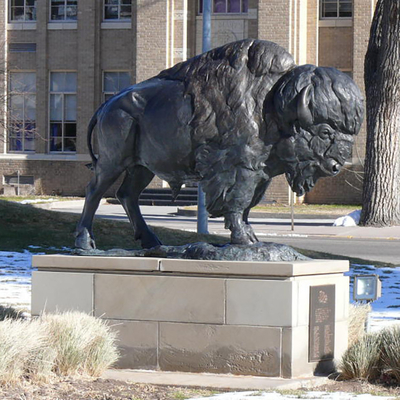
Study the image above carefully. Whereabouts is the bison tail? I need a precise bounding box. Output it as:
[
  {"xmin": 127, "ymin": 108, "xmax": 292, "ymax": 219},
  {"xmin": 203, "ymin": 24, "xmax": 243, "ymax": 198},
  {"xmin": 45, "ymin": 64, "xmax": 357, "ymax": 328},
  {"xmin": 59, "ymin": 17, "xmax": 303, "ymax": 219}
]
[{"xmin": 87, "ymin": 107, "xmax": 100, "ymax": 168}]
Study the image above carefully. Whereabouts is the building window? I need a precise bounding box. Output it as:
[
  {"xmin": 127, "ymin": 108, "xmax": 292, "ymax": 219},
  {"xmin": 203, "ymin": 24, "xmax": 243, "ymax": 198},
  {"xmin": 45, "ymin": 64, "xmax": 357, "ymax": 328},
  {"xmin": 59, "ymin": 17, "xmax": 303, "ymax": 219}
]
[
  {"xmin": 8, "ymin": 72, "xmax": 36, "ymax": 153},
  {"xmin": 199, "ymin": 0, "xmax": 248, "ymax": 14},
  {"xmin": 9, "ymin": 0, "xmax": 36, "ymax": 21},
  {"xmin": 320, "ymin": 0, "xmax": 352, "ymax": 18},
  {"xmin": 49, "ymin": 72, "xmax": 77, "ymax": 152},
  {"xmin": 103, "ymin": 71, "xmax": 131, "ymax": 101},
  {"xmin": 50, "ymin": 0, "xmax": 77, "ymax": 21},
  {"xmin": 104, "ymin": 0, "xmax": 131, "ymax": 20}
]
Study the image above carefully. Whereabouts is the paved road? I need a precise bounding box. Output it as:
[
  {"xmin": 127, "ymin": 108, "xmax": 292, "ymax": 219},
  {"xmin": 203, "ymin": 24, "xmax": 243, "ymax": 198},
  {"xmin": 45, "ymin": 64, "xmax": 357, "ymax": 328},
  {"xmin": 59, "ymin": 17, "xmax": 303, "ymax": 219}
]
[{"xmin": 50, "ymin": 201, "xmax": 400, "ymax": 266}]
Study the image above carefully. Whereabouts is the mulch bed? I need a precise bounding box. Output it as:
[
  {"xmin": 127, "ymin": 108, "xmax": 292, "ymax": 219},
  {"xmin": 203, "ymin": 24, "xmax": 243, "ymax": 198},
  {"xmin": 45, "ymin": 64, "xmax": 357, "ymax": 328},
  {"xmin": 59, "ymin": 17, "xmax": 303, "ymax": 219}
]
[{"xmin": 2, "ymin": 376, "xmax": 400, "ymax": 399}]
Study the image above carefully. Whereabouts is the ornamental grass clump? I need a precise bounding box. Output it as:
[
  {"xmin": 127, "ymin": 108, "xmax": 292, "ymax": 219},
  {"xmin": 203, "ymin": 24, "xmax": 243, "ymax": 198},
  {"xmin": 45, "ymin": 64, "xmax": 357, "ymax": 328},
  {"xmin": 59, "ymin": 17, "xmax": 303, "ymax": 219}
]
[
  {"xmin": 42, "ymin": 311, "xmax": 119, "ymax": 377},
  {"xmin": 0, "ymin": 311, "xmax": 119, "ymax": 384},
  {"xmin": 380, "ymin": 326, "xmax": 400, "ymax": 382},
  {"xmin": 348, "ymin": 303, "xmax": 371, "ymax": 347},
  {"xmin": 340, "ymin": 332, "xmax": 382, "ymax": 381},
  {"xmin": 0, "ymin": 318, "xmax": 54, "ymax": 383}
]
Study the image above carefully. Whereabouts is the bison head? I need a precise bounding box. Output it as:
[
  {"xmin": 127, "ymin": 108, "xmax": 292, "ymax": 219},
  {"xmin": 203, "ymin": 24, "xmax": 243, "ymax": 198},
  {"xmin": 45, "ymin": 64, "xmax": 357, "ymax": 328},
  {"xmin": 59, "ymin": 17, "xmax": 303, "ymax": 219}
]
[{"xmin": 271, "ymin": 65, "xmax": 364, "ymax": 196}]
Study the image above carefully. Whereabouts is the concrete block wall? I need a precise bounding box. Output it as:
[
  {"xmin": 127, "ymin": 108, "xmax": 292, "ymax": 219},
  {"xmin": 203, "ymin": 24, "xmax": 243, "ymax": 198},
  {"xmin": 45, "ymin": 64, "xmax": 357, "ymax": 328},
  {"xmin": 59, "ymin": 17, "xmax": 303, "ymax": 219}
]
[{"xmin": 32, "ymin": 255, "xmax": 350, "ymax": 378}]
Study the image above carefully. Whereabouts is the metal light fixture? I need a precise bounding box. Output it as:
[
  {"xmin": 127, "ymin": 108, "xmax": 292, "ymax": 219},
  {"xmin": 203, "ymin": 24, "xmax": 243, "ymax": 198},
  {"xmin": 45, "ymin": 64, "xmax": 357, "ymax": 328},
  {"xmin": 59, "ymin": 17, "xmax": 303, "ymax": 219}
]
[{"xmin": 353, "ymin": 274, "xmax": 382, "ymax": 302}]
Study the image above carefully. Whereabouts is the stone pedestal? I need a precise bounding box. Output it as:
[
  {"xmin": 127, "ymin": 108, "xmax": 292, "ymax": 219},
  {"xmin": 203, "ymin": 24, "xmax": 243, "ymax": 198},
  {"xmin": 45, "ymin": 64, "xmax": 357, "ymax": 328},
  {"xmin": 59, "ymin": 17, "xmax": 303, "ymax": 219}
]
[{"xmin": 32, "ymin": 255, "xmax": 349, "ymax": 378}]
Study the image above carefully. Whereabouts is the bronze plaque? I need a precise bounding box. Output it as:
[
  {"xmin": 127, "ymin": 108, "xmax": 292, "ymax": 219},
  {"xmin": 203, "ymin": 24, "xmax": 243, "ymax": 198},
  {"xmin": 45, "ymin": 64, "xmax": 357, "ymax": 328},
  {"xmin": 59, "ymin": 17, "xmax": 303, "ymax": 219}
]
[{"xmin": 309, "ymin": 285, "xmax": 335, "ymax": 362}]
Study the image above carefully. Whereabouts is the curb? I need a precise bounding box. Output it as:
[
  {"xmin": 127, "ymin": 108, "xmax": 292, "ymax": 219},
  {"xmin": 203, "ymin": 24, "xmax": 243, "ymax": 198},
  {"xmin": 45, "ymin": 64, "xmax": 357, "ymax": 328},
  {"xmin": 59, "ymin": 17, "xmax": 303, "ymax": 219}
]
[
  {"xmin": 103, "ymin": 369, "xmax": 331, "ymax": 391},
  {"xmin": 176, "ymin": 207, "xmax": 338, "ymax": 220}
]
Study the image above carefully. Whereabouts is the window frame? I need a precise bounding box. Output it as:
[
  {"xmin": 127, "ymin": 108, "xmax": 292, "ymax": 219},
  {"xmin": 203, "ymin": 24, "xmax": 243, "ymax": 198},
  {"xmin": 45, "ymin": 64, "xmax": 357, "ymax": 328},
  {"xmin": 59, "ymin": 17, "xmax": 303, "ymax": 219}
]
[
  {"xmin": 103, "ymin": 0, "xmax": 132, "ymax": 21},
  {"xmin": 198, "ymin": 0, "xmax": 248, "ymax": 14},
  {"xmin": 8, "ymin": 71, "xmax": 37, "ymax": 153},
  {"xmin": 102, "ymin": 71, "xmax": 131, "ymax": 102},
  {"xmin": 49, "ymin": 71, "xmax": 77, "ymax": 153},
  {"xmin": 49, "ymin": 0, "xmax": 78, "ymax": 22},
  {"xmin": 9, "ymin": 0, "xmax": 37, "ymax": 22},
  {"xmin": 320, "ymin": 0, "xmax": 353, "ymax": 19}
]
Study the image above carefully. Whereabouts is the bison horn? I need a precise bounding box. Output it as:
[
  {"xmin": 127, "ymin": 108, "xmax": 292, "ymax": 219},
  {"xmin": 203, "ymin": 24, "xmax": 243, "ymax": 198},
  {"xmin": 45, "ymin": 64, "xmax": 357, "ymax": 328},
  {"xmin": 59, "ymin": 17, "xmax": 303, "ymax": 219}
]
[{"xmin": 297, "ymin": 85, "xmax": 313, "ymax": 128}]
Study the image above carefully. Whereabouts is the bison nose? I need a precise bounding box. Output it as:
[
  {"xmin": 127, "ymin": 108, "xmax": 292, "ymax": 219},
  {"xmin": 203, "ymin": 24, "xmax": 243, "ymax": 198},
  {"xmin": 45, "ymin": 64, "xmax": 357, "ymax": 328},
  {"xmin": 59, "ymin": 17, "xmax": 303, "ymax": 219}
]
[{"xmin": 327, "ymin": 159, "xmax": 341, "ymax": 175}]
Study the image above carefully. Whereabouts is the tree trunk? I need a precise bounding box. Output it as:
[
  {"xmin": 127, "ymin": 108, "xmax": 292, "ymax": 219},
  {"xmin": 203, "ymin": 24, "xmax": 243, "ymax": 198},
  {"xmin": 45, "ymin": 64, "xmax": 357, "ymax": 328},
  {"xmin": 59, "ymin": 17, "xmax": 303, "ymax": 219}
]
[{"xmin": 361, "ymin": 0, "xmax": 400, "ymax": 226}]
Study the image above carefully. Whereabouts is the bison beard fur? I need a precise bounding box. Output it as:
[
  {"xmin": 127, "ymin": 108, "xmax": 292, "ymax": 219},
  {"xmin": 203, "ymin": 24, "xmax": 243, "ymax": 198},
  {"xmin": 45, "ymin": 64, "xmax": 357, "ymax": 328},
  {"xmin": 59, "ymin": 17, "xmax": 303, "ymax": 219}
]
[{"xmin": 75, "ymin": 39, "xmax": 364, "ymax": 250}]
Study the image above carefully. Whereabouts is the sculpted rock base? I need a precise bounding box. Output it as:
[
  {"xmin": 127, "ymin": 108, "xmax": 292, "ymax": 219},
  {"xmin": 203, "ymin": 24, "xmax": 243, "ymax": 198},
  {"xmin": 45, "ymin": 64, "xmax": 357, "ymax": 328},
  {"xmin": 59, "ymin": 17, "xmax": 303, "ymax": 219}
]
[{"xmin": 74, "ymin": 241, "xmax": 309, "ymax": 262}]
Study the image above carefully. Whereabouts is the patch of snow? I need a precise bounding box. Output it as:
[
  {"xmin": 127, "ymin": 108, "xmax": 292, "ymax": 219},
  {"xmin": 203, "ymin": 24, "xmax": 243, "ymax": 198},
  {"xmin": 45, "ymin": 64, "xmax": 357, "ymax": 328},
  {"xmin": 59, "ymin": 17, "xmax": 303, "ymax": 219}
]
[
  {"xmin": 189, "ymin": 391, "xmax": 396, "ymax": 399},
  {"xmin": 0, "ymin": 250, "xmax": 37, "ymax": 311},
  {"xmin": 19, "ymin": 198, "xmax": 55, "ymax": 205},
  {"xmin": 333, "ymin": 210, "xmax": 361, "ymax": 227}
]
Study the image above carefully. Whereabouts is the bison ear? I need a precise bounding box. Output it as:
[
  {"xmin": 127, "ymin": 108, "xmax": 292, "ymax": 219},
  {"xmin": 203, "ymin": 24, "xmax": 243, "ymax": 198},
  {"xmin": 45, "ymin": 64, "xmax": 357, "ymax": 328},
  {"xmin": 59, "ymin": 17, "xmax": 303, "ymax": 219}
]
[{"xmin": 297, "ymin": 84, "xmax": 313, "ymax": 128}]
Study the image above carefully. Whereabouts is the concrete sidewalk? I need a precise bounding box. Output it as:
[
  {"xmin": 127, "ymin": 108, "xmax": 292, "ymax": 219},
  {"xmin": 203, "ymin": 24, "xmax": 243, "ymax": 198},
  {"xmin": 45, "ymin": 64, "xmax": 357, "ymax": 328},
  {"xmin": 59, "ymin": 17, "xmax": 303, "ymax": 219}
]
[{"xmin": 103, "ymin": 369, "xmax": 330, "ymax": 391}]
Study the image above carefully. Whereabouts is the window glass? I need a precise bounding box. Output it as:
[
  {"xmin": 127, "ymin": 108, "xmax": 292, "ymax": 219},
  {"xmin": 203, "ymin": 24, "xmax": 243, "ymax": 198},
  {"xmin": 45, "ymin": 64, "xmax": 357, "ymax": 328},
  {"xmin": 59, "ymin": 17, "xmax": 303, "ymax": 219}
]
[
  {"xmin": 25, "ymin": 94, "xmax": 36, "ymax": 120},
  {"xmin": 10, "ymin": 0, "xmax": 37, "ymax": 21},
  {"xmin": 50, "ymin": 93, "xmax": 63, "ymax": 120},
  {"xmin": 199, "ymin": 0, "xmax": 247, "ymax": 14},
  {"xmin": 119, "ymin": 73, "xmax": 131, "ymax": 89},
  {"xmin": 214, "ymin": 0, "xmax": 226, "ymax": 13},
  {"xmin": 10, "ymin": 72, "xmax": 36, "ymax": 92},
  {"xmin": 103, "ymin": 71, "xmax": 130, "ymax": 99},
  {"xmin": 50, "ymin": 72, "xmax": 77, "ymax": 152},
  {"xmin": 64, "ymin": 94, "xmax": 77, "ymax": 121},
  {"xmin": 104, "ymin": 0, "xmax": 131, "ymax": 20},
  {"xmin": 321, "ymin": 0, "xmax": 352, "ymax": 18},
  {"xmin": 50, "ymin": 72, "xmax": 76, "ymax": 92},
  {"xmin": 339, "ymin": 1, "xmax": 352, "ymax": 17},
  {"xmin": 50, "ymin": 0, "xmax": 77, "ymax": 21},
  {"xmin": 10, "ymin": 95, "xmax": 24, "ymax": 119},
  {"xmin": 228, "ymin": 0, "xmax": 240, "ymax": 13},
  {"xmin": 8, "ymin": 72, "xmax": 36, "ymax": 152}
]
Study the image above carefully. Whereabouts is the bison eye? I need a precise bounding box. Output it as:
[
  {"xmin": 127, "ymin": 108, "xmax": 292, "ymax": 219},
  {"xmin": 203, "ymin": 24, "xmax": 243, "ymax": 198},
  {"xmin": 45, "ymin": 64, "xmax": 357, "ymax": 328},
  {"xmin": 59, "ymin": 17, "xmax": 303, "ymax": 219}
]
[{"xmin": 317, "ymin": 124, "xmax": 333, "ymax": 140}]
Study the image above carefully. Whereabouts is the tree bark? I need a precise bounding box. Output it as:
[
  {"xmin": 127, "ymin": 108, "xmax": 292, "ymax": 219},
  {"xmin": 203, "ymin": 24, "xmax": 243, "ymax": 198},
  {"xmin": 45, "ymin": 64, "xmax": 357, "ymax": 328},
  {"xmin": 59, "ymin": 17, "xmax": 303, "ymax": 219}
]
[{"xmin": 361, "ymin": 0, "xmax": 400, "ymax": 226}]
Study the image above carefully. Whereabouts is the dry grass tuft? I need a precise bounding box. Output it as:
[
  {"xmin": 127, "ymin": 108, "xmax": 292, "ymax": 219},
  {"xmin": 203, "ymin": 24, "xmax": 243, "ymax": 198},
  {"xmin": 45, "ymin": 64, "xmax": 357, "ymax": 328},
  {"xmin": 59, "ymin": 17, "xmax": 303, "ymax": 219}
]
[
  {"xmin": 348, "ymin": 303, "xmax": 371, "ymax": 347},
  {"xmin": 340, "ymin": 332, "xmax": 382, "ymax": 381},
  {"xmin": 0, "ymin": 311, "xmax": 119, "ymax": 384},
  {"xmin": 42, "ymin": 311, "xmax": 119, "ymax": 377},
  {"xmin": 380, "ymin": 326, "xmax": 400, "ymax": 382},
  {"xmin": 341, "ymin": 325, "xmax": 400, "ymax": 383}
]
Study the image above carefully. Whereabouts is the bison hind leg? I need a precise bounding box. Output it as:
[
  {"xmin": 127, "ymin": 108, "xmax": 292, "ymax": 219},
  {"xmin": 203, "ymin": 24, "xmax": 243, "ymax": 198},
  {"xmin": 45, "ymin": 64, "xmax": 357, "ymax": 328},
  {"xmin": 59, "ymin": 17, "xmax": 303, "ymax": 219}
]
[
  {"xmin": 76, "ymin": 163, "xmax": 124, "ymax": 250},
  {"xmin": 117, "ymin": 165, "xmax": 162, "ymax": 249}
]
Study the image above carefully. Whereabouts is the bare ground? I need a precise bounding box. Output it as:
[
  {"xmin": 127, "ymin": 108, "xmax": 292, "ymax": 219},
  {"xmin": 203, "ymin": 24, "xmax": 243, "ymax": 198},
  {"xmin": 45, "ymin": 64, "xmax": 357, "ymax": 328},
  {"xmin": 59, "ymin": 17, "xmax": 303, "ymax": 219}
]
[{"xmin": 2, "ymin": 377, "xmax": 400, "ymax": 400}]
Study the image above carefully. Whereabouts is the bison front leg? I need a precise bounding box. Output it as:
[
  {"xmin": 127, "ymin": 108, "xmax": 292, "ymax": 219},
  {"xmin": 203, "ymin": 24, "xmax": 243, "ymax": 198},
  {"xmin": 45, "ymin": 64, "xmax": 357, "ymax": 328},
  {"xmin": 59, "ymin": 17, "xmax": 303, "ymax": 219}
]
[{"xmin": 224, "ymin": 212, "xmax": 258, "ymax": 245}]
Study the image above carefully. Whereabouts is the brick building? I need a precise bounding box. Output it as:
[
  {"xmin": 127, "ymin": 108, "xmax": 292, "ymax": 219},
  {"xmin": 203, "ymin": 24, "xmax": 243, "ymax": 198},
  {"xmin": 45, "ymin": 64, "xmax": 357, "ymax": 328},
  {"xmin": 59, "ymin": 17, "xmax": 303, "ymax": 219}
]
[{"xmin": 0, "ymin": 0, "xmax": 375, "ymax": 203}]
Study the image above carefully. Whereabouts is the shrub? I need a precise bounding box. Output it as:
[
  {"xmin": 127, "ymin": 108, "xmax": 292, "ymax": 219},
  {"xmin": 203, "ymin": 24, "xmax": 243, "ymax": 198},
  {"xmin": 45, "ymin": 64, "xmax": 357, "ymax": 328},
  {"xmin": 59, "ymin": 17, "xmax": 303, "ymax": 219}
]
[
  {"xmin": 340, "ymin": 332, "xmax": 382, "ymax": 381},
  {"xmin": 380, "ymin": 326, "xmax": 400, "ymax": 381},
  {"xmin": 0, "ymin": 311, "xmax": 119, "ymax": 383},
  {"xmin": 348, "ymin": 303, "xmax": 371, "ymax": 346},
  {"xmin": 0, "ymin": 318, "xmax": 54, "ymax": 383},
  {"xmin": 42, "ymin": 311, "xmax": 119, "ymax": 376}
]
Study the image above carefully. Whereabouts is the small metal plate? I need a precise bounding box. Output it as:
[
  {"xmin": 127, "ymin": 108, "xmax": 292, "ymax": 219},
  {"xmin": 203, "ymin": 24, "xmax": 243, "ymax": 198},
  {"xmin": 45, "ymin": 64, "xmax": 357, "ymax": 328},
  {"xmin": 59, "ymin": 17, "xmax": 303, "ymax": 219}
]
[{"xmin": 309, "ymin": 285, "xmax": 335, "ymax": 362}]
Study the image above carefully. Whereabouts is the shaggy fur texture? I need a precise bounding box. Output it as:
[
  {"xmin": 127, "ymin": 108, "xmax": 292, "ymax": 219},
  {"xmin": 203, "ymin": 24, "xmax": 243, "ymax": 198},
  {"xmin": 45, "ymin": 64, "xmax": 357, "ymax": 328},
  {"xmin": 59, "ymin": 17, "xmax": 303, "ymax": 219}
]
[{"xmin": 158, "ymin": 39, "xmax": 297, "ymax": 215}]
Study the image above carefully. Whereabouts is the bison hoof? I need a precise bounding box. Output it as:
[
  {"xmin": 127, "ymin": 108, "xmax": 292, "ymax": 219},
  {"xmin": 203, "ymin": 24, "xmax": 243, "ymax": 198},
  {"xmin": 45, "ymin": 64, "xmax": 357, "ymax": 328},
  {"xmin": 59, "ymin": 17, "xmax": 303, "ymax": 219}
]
[
  {"xmin": 75, "ymin": 228, "xmax": 96, "ymax": 250},
  {"xmin": 231, "ymin": 226, "xmax": 259, "ymax": 245},
  {"xmin": 139, "ymin": 230, "xmax": 163, "ymax": 249}
]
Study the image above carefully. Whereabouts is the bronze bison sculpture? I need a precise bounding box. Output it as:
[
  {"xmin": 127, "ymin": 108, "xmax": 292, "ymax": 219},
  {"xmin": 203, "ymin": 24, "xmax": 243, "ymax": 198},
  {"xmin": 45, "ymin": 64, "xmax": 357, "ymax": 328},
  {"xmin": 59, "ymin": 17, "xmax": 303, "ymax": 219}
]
[{"xmin": 75, "ymin": 39, "xmax": 364, "ymax": 250}]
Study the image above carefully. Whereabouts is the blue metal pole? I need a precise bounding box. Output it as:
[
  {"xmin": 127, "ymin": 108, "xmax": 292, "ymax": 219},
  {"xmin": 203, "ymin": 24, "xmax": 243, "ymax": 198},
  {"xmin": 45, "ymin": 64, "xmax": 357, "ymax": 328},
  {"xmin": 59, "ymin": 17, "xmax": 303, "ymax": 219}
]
[{"xmin": 197, "ymin": 0, "xmax": 211, "ymax": 234}]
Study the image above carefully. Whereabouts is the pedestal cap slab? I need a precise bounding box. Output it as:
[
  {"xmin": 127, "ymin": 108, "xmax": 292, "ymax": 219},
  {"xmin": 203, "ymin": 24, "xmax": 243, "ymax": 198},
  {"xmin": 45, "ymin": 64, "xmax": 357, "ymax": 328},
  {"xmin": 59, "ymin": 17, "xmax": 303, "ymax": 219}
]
[
  {"xmin": 160, "ymin": 259, "xmax": 349, "ymax": 276},
  {"xmin": 32, "ymin": 254, "xmax": 160, "ymax": 272}
]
